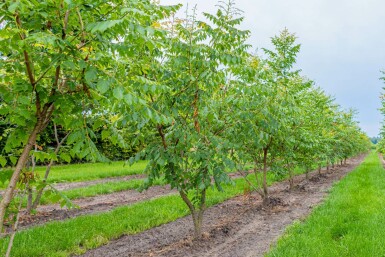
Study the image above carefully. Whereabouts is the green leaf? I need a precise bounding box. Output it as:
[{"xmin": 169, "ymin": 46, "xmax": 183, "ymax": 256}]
[
  {"xmin": 124, "ymin": 94, "xmax": 133, "ymax": 105},
  {"xmin": 0, "ymin": 156, "xmax": 6, "ymax": 167},
  {"xmin": 97, "ymin": 80, "xmax": 110, "ymax": 94},
  {"xmin": 60, "ymin": 152, "xmax": 71, "ymax": 163},
  {"xmin": 87, "ymin": 20, "xmax": 123, "ymax": 33},
  {"xmin": 9, "ymin": 156, "xmax": 17, "ymax": 165},
  {"xmin": 113, "ymin": 87, "xmax": 124, "ymax": 100},
  {"xmin": 85, "ymin": 68, "xmax": 97, "ymax": 83},
  {"xmin": 8, "ymin": 2, "xmax": 19, "ymax": 13},
  {"xmin": 101, "ymin": 130, "xmax": 110, "ymax": 140}
]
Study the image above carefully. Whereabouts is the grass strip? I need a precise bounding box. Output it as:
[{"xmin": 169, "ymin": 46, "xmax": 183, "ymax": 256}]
[
  {"xmin": 40, "ymin": 178, "xmax": 165, "ymax": 205},
  {"xmin": 0, "ymin": 161, "xmax": 148, "ymax": 189},
  {"xmin": 267, "ymin": 151, "xmax": 385, "ymax": 257}
]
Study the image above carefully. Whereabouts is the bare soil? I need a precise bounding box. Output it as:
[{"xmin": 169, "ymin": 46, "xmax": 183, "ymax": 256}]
[{"xmin": 81, "ymin": 154, "xmax": 366, "ymax": 257}]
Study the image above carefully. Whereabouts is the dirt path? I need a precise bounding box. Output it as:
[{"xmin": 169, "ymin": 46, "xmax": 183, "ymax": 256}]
[{"xmin": 81, "ymin": 154, "xmax": 366, "ymax": 257}]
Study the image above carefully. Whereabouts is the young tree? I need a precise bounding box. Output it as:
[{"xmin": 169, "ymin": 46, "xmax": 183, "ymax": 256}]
[
  {"xmin": 234, "ymin": 29, "xmax": 303, "ymax": 199},
  {"xmin": 133, "ymin": 1, "xmax": 250, "ymax": 238}
]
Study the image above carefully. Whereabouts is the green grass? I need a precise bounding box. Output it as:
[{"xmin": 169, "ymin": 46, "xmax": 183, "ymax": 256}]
[
  {"xmin": 267, "ymin": 151, "xmax": 385, "ymax": 257},
  {"xmin": 0, "ymin": 161, "xmax": 148, "ymax": 189},
  {"xmin": 39, "ymin": 177, "xmax": 165, "ymax": 205}
]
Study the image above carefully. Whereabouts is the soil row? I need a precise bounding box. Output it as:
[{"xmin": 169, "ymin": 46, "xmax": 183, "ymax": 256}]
[{"xmin": 81, "ymin": 154, "xmax": 366, "ymax": 257}]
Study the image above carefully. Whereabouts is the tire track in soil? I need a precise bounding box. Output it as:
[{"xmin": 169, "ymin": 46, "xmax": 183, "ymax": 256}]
[{"xmin": 80, "ymin": 154, "xmax": 366, "ymax": 257}]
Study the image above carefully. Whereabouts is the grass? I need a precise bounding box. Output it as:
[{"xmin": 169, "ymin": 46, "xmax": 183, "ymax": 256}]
[
  {"xmin": 267, "ymin": 151, "xmax": 385, "ymax": 257},
  {"xmin": 0, "ymin": 160, "xmax": 148, "ymax": 189},
  {"xmin": 0, "ymin": 162, "xmax": 315, "ymax": 257},
  {"xmin": 38, "ymin": 177, "xmax": 165, "ymax": 205}
]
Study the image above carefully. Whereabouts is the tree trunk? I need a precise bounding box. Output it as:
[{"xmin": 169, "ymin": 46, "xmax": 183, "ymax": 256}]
[
  {"xmin": 5, "ymin": 189, "xmax": 25, "ymax": 257},
  {"xmin": 180, "ymin": 189, "xmax": 206, "ymax": 239},
  {"xmin": 27, "ymin": 126, "xmax": 69, "ymax": 213},
  {"xmin": 289, "ymin": 168, "xmax": 294, "ymax": 190},
  {"xmin": 327, "ymin": 163, "xmax": 330, "ymax": 172},
  {"xmin": 26, "ymin": 146, "xmax": 37, "ymax": 212},
  {"xmin": 318, "ymin": 164, "xmax": 321, "ymax": 175},
  {"xmin": 340, "ymin": 160, "xmax": 343, "ymax": 166},
  {"xmin": 26, "ymin": 187, "xmax": 33, "ymax": 212},
  {"xmin": 29, "ymin": 159, "xmax": 54, "ymax": 212},
  {"xmin": 192, "ymin": 209, "xmax": 204, "ymax": 239},
  {"xmin": 262, "ymin": 148, "xmax": 268, "ymax": 199},
  {"xmin": 0, "ymin": 123, "xmax": 40, "ymax": 234},
  {"xmin": 344, "ymin": 158, "xmax": 347, "ymax": 165}
]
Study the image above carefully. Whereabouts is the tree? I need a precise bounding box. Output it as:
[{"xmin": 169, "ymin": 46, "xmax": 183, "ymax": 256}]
[
  {"xmin": 132, "ymin": 1, "xmax": 250, "ymax": 238},
  {"xmin": 233, "ymin": 29, "xmax": 303, "ymax": 199},
  {"xmin": 0, "ymin": 0, "xmax": 179, "ymax": 233}
]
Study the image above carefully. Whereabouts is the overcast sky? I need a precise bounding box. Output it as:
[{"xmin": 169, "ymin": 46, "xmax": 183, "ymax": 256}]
[{"xmin": 161, "ymin": 0, "xmax": 385, "ymax": 137}]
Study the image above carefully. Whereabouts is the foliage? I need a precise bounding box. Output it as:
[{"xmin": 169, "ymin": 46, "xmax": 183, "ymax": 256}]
[
  {"xmin": 0, "ymin": 0, "xmax": 180, "ymax": 229},
  {"xmin": 132, "ymin": 0, "xmax": 251, "ymax": 237}
]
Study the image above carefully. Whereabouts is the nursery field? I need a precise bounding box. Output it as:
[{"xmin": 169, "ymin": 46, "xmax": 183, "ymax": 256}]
[{"xmin": 0, "ymin": 1, "xmax": 381, "ymax": 257}]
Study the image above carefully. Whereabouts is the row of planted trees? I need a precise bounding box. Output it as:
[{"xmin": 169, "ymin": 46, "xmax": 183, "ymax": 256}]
[
  {"xmin": 0, "ymin": 0, "xmax": 370, "ymax": 239},
  {"xmin": 377, "ymin": 73, "xmax": 385, "ymax": 153}
]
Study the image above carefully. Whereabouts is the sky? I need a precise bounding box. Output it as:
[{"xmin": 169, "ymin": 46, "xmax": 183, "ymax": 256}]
[{"xmin": 160, "ymin": 0, "xmax": 385, "ymax": 137}]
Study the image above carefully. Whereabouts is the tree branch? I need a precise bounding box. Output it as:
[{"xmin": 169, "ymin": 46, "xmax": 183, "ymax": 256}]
[{"xmin": 15, "ymin": 13, "xmax": 36, "ymax": 90}]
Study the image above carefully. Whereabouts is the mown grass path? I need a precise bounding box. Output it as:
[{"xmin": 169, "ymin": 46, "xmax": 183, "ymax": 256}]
[
  {"xmin": 267, "ymin": 151, "xmax": 385, "ymax": 257},
  {"xmin": 0, "ymin": 161, "xmax": 148, "ymax": 189}
]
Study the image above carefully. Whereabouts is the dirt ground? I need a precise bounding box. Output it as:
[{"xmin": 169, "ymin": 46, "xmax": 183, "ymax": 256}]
[{"xmin": 81, "ymin": 154, "xmax": 366, "ymax": 257}]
